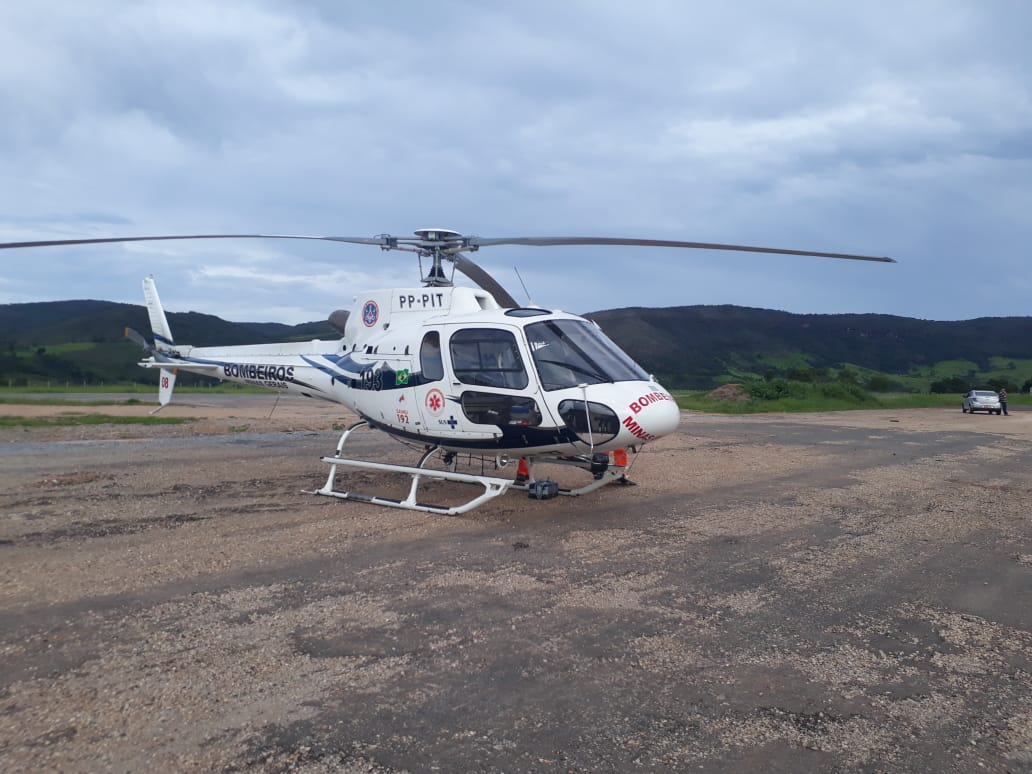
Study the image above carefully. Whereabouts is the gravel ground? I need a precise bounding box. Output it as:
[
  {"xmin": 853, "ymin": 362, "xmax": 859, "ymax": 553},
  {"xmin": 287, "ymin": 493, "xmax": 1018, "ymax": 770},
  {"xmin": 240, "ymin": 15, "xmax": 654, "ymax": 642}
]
[{"xmin": 1, "ymin": 396, "xmax": 1030, "ymax": 772}]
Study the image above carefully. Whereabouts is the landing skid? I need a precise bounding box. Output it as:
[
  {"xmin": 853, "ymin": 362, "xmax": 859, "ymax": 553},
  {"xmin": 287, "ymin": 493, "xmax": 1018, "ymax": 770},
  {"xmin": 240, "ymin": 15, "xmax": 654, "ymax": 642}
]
[
  {"xmin": 310, "ymin": 421, "xmax": 636, "ymax": 515},
  {"xmin": 311, "ymin": 421, "xmax": 511, "ymax": 515}
]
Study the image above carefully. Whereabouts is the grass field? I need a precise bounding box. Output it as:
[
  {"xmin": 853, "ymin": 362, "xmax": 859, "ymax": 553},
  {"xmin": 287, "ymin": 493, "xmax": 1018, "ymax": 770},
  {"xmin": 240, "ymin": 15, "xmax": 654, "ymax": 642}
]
[
  {"xmin": 0, "ymin": 383, "xmax": 266, "ymax": 395},
  {"xmin": 672, "ymin": 390, "xmax": 1028, "ymax": 414},
  {"xmin": 2, "ymin": 381, "xmax": 1027, "ymax": 417},
  {"xmin": 0, "ymin": 413, "xmax": 193, "ymax": 428}
]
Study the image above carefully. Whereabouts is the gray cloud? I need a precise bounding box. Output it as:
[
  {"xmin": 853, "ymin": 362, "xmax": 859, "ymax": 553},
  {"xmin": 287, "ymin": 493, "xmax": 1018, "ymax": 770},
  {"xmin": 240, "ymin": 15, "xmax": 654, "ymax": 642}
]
[{"xmin": 1, "ymin": 1, "xmax": 1030, "ymax": 323}]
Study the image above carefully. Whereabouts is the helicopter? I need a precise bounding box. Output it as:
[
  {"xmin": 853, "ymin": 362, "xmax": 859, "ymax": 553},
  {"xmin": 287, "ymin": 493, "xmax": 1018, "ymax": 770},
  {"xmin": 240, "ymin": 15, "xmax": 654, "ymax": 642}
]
[{"xmin": 0, "ymin": 229, "xmax": 894, "ymax": 514}]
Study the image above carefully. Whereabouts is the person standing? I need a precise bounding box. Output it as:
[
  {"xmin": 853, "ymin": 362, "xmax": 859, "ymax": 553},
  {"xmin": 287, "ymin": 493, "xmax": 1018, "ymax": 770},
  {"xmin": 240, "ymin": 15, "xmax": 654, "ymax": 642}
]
[{"xmin": 999, "ymin": 387, "xmax": 1009, "ymax": 415}]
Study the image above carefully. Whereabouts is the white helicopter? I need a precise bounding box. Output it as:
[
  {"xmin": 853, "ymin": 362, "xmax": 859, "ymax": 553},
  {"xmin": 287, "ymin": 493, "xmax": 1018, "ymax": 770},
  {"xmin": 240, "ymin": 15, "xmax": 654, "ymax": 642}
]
[{"xmin": 0, "ymin": 229, "xmax": 893, "ymax": 514}]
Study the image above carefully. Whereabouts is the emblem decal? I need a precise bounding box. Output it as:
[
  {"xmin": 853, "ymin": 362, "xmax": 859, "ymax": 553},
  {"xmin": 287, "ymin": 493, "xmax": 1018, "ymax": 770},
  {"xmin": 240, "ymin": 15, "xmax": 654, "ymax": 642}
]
[
  {"xmin": 425, "ymin": 388, "xmax": 445, "ymax": 416},
  {"xmin": 362, "ymin": 300, "xmax": 379, "ymax": 327}
]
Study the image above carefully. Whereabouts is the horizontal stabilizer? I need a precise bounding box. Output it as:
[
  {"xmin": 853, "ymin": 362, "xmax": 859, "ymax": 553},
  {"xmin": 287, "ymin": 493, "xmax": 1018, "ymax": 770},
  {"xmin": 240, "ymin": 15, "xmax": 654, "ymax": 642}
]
[{"xmin": 138, "ymin": 359, "xmax": 222, "ymax": 373}]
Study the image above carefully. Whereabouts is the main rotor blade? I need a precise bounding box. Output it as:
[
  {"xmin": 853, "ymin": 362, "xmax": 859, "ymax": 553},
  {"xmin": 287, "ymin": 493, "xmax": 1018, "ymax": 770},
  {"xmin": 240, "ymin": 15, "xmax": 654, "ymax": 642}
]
[
  {"xmin": 0, "ymin": 234, "xmax": 391, "ymax": 250},
  {"xmin": 466, "ymin": 236, "xmax": 896, "ymax": 263},
  {"xmin": 0, "ymin": 232, "xmax": 895, "ymax": 263},
  {"xmin": 451, "ymin": 253, "xmax": 519, "ymax": 308}
]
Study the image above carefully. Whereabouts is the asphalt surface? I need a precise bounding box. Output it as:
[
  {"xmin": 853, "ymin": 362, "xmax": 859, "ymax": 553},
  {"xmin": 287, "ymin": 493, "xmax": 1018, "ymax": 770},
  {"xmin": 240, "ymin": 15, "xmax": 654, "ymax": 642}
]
[{"xmin": 1, "ymin": 404, "xmax": 1030, "ymax": 772}]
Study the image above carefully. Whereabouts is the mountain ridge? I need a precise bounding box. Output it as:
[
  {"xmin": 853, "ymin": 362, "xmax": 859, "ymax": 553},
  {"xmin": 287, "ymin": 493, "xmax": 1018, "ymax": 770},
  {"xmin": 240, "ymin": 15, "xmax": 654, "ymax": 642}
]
[{"xmin": 2, "ymin": 299, "xmax": 1031, "ymax": 390}]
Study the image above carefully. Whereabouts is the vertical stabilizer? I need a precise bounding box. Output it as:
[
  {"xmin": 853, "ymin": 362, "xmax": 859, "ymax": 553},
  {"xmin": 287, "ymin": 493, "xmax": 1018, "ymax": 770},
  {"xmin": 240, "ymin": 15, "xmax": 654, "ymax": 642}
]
[
  {"xmin": 151, "ymin": 367, "xmax": 178, "ymax": 413},
  {"xmin": 142, "ymin": 276, "xmax": 175, "ymax": 351}
]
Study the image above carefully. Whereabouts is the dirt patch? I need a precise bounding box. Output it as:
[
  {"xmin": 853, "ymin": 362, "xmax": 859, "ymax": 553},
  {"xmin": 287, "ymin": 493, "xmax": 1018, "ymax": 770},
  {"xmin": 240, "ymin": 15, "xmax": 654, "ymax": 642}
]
[
  {"xmin": 706, "ymin": 383, "xmax": 750, "ymax": 402},
  {"xmin": 0, "ymin": 394, "xmax": 357, "ymax": 442},
  {"xmin": 32, "ymin": 471, "xmax": 115, "ymax": 488},
  {"xmin": 0, "ymin": 397, "xmax": 1029, "ymax": 772}
]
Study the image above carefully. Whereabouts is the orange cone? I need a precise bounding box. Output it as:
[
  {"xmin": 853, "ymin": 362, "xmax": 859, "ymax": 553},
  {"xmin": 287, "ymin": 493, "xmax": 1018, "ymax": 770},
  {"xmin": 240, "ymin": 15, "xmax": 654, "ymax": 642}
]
[{"xmin": 516, "ymin": 457, "xmax": 530, "ymax": 482}]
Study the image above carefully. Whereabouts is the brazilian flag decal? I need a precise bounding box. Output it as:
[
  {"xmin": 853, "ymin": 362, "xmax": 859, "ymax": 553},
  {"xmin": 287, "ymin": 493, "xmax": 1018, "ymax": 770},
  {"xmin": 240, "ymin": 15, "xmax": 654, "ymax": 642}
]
[{"xmin": 395, "ymin": 369, "xmax": 410, "ymax": 386}]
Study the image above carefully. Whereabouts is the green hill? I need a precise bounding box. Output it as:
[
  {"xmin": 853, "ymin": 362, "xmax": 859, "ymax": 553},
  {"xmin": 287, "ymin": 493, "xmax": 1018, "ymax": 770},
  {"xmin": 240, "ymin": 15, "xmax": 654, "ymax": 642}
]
[
  {"xmin": 587, "ymin": 305, "xmax": 1032, "ymax": 390},
  {"xmin": 0, "ymin": 300, "xmax": 335, "ymax": 386},
  {"xmin": 2, "ymin": 299, "xmax": 1031, "ymax": 392}
]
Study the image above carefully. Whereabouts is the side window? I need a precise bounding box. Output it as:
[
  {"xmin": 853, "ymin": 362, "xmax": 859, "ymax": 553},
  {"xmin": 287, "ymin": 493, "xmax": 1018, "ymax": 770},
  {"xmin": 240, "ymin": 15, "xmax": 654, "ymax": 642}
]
[
  {"xmin": 419, "ymin": 331, "xmax": 444, "ymax": 382},
  {"xmin": 449, "ymin": 329, "xmax": 528, "ymax": 390}
]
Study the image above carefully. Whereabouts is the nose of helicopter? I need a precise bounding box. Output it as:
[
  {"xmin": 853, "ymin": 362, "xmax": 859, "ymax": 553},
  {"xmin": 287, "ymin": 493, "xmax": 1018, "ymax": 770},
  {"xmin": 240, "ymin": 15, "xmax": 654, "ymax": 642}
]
[{"xmin": 618, "ymin": 387, "xmax": 680, "ymax": 444}]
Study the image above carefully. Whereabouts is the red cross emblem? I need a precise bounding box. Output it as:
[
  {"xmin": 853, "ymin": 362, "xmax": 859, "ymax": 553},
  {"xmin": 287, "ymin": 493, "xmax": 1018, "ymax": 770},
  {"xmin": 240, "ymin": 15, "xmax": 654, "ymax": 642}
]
[{"xmin": 425, "ymin": 388, "xmax": 445, "ymax": 415}]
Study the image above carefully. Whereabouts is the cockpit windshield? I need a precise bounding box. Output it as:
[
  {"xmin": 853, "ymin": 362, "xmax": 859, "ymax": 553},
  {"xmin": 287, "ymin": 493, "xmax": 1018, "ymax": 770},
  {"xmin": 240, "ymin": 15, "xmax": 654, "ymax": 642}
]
[{"xmin": 525, "ymin": 319, "xmax": 649, "ymax": 391}]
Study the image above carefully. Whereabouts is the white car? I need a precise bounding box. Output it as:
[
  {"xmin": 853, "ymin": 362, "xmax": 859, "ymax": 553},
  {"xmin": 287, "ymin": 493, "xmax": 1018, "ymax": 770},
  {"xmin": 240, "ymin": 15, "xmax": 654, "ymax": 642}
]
[{"xmin": 962, "ymin": 390, "xmax": 1002, "ymax": 415}]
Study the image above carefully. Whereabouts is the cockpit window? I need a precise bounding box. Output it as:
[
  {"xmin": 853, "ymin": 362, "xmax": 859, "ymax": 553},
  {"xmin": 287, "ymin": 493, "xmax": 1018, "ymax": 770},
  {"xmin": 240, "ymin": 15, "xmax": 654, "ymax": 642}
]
[
  {"xmin": 525, "ymin": 319, "xmax": 649, "ymax": 391},
  {"xmin": 449, "ymin": 328, "xmax": 529, "ymax": 390}
]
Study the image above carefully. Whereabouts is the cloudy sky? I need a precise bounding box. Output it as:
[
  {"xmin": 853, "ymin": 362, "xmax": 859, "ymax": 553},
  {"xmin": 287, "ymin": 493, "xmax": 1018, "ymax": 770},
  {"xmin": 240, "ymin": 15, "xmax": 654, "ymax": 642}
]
[{"xmin": 1, "ymin": 1, "xmax": 1030, "ymax": 324}]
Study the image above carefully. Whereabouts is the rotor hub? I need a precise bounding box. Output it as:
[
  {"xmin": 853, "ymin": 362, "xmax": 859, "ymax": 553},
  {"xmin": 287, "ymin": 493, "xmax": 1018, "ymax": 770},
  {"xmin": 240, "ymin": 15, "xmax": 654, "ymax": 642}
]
[
  {"xmin": 411, "ymin": 228, "xmax": 465, "ymax": 287},
  {"xmin": 413, "ymin": 228, "xmax": 463, "ymax": 243}
]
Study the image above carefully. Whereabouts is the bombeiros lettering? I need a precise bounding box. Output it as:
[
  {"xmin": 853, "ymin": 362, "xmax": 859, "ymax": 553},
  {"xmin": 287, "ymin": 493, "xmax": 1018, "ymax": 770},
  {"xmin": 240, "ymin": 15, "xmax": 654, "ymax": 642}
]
[
  {"xmin": 628, "ymin": 391, "xmax": 673, "ymax": 414},
  {"xmin": 223, "ymin": 364, "xmax": 295, "ymax": 381}
]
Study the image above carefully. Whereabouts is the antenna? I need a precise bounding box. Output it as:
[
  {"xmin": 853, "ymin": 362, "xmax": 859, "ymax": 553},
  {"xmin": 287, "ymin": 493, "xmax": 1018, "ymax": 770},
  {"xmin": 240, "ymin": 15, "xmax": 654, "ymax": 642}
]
[{"xmin": 513, "ymin": 266, "xmax": 533, "ymax": 306}]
